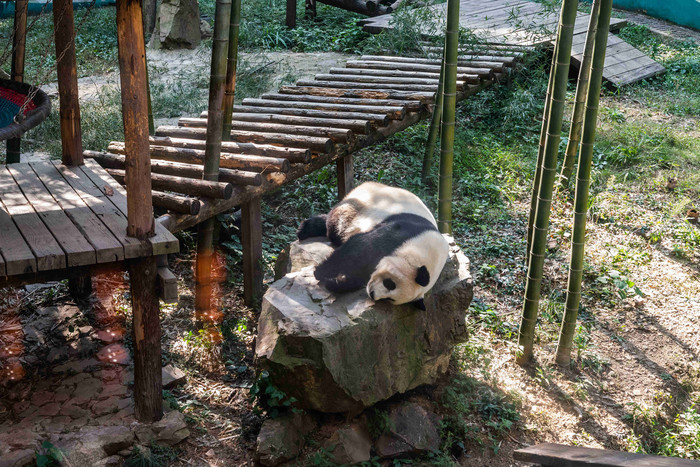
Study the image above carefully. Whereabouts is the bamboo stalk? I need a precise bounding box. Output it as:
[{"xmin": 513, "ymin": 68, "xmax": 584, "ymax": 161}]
[
  {"xmin": 437, "ymin": 0, "xmax": 460, "ymax": 234},
  {"xmin": 84, "ymin": 150, "xmax": 262, "ymax": 186},
  {"xmin": 527, "ymin": 39, "xmax": 559, "ymax": 258},
  {"xmin": 558, "ymin": 0, "xmax": 601, "ymax": 191},
  {"xmin": 222, "ymin": 0, "xmax": 240, "ymax": 141},
  {"xmin": 148, "ymin": 136, "xmax": 311, "ymax": 162},
  {"xmin": 106, "ymin": 168, "xmax": 234, "ymax": 199},
  {"xmin": 518, "ymin": 0, "xmax": 580, "ymax": 365},
  {"xmin": 277, "ymin": 86, "xmax": 434, "ymax": 102},
  {"xmin": 107, "ymin": 143, "xmax": 291, "ymax": 173},
  {"xmin": 422, "ymin": 48, "xmax": 446, "ymax": 185},
  {"xmin": 178, "ymin": 117, "xmax": 353, "ymax": 143},
  {"xmin": 152, "ymin": 191, "xmax": 201, "ymax": 215},
  {"xmin": 155, "ymin": 125, "xmax": 334, "ymax": 153},
  {"xmin": 555, "ymin": 0, "xmax": 612, "ymax": 366}
]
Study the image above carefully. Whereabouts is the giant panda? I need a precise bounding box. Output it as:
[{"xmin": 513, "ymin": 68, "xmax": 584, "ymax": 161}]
[{"xmin": 296, "ymin": 182, "xmax": 449, "ymax": 310}]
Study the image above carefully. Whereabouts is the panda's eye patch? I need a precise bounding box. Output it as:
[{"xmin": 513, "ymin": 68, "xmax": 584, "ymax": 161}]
[{"xmin": 383, "ymin": 278, "xmax": 396, "ymax": 291}]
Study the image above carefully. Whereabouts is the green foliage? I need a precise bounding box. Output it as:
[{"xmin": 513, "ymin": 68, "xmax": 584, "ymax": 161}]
[
  {"xmin": 595, "ymin": 269, "xmax": 643, "ymax": 300},
  {"xmin": 366, "ymin": 407, "xmax": 394, "ymax": 439},
  {"xmin": 35, "ymin": 441, "xmax": 64, "ymax": 467},
  {"xmin": 249, "ymin": 370, "xmax": 299, "ymax": 418}
]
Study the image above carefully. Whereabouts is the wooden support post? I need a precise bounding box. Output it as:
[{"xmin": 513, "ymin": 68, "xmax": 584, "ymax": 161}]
[
  {"xmin": 53, "ymin": 0, "xmax": 83, "ymax": 166},
  {"xmin": 128, "ymin": 256, "xmax": 163, "ymax": 422},
  {"xmin": 242, "ymin": 197, "xmax": 263, "ymax": 308},
  {"xmin": 305, "ymin": 0, "xmax": 316, "ymax": 19},
  {"xmin": 68, "ymin": 276, "xmax": 93, "ymax": 301},
  {"xmin": 156, "ymin": 255, "xmax": 178, "ymax": 304},
  {"xmin": 117, "ymin": 0, "xmax": 155, "ymax": 240},
  {"xmin": 117, "ymin": 0, "xmax": 161, "ymax": 423},
  {"xmin": 336, "ymin": 154, "xmax": 353, "ymax": 200},
  {"xmin": 6, "ymin": 0, "xmax": 28, "ymax": 164},
  {"xmin": 286, "ymin": 0, "xmax": 297, "ymax": 28},
  {"xmin": 195, "ymin": 218, "xmax": 215, "ymax": 322}
]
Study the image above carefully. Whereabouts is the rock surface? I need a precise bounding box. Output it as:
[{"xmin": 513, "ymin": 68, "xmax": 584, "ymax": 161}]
[
  {"xmin": 257, "ymin": 236, "xmax": 472, "ymax": 413},
  {"xmin": 162, "ymin": 364, "xmax": 186, "ymax": 389},
  {"xmin": 323, "ymin": 423, "xmax": 372, "ymax": 465},
  {"xmin": 150, "ymin": 0, "xmax": 201, "ymax": 49},
  {"xmin": 374, "ymin": 402, "xmax": 441, "ymax": 458},
  {"xmin": 256, "ymin": 412, "xmax": 316, "ymax": 466}
]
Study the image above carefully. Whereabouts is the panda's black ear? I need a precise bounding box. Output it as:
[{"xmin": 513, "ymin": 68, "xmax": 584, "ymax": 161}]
[
  {"xmin": 412, "ymin": 298, "xmax": 426, "ymax": 311},
  {"xmin": 415, "ymin": 265, "xmax": 430, "ymax": 287}
]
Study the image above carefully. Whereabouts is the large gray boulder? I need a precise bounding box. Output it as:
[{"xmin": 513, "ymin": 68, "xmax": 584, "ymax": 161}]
[
  {"xmin": 256, "ymin": 236, "xmax": 472, "ymax": 413},
  {"xmin": 150, "ymin": 0, "xmax": 201, "ymax": 49}
]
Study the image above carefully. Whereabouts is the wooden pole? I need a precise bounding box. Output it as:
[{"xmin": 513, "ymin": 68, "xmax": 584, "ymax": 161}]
[
  {"xmin": 6, "ymin": 0, "xmax": 28, "ymax": 164},
  {"xmin": 556, "ymin": 0, "xmax": 612, "ymax": 365},
  {"xmin": 196, "ymin": 0, "xmax": 231, "ymax": 324},
  {"xmin": 337, "ymin": 154, "xmax": 353, "ymax": 199},
  {"xmin": 222, "ymin": 0, "xmax": 241, "ymax": 140},
  {"xmin": 437, "ymin": 0, "xmax": 460, "ymax": 234},
  {"xmin": 242, "ymin": 197, "xmax": 263, "ymax": 308},
  {"xmin": 53, "ymin": 0, "xmax": 83, "ymax": 166},
  {"xmin": 116, "ymin": 0, "xmax": 161, "ymax": 422},
  {"xmin": 517, "ymin": 0, "xmax": 580, "ymax": 365}
]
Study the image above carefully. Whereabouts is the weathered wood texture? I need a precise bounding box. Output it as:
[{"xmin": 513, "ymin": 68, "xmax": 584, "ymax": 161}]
[
  {"xmin": 359, "ymin": 0, "xmax": 662, "ymax": 86},
  {"xmin": 242, "ymin": 197, "xmax": 263, "ymax": 307},
  {"xmin": 513, "ymin": 443, "xmax": 700, "ymax": 466},
  {"xmin": 52, "ymin": 0, "xmax": 83, "ymax": 166},
  {"xmin": 0, "ymin": 161, "xmax": 178, "ymax": 284}
]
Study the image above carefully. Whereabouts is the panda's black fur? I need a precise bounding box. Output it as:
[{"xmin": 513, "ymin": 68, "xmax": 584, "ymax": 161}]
[{"xmin": 303, "ymin": 213, "xmax": 437, "ymax": 294}]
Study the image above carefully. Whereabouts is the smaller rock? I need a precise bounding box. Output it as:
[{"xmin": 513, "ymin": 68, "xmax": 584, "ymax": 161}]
[
  {"xmin": 257, "ymin": 412, "xmax": 316, "ymax": 466},
  {"xmin": 95, "ymin": 455, "xmax": 122, "ymax": 466},
  {"xmin": 0, "ymin": 449, "xmax": 34, "ymax": 467},
  {"xmin": 162, "ymin": 364, "xmax": 186, "ymax": 389},
  {"xmin": 200, "ymin": 19, "xmax": 212, "ymax": 38},
  {"xmin": 118, "ymin": 448, "xmax": 133, "ymax": 457},
  {"xmin": 31, "ymin": 390, "xmax": 54, "ymax": 406},
  {"xmin": 99, "ymin": 383, "xmax": 128, "ymax": 400},
  {"xmin": 60, "ymin": 402, "xmax": 91, "ymax": 419},
  {"xmin": 136, "ymin": 410, "xmax": 190, "ymax": 446},
  {"xmin": 24, "ymin": 282, "xmax": 60, "ymax": 293},
  {"xmin": 47, "ymin": 346, "xmax": 70, "ymax": 363},
  {"xmin": 79, "ymin": 325, "xmax": 94, "ymax": 336},
  {"xmin": 374, "ymin": 402, "xmax": 441, "ymax": 458},
  {"xmin": 37, "ymin": 402, "xmax": 61, "ymax": 417},
  {"xmin": 323, "ymin": 423, "xmax": 372, "ymax": 465},
  {"xmin": 92, "ymin": 396, "xmax": 120, "ymax": 416}
]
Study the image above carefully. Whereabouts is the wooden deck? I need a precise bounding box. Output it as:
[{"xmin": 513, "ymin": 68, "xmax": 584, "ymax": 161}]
[
  {"xmin": 360, "ymin": 0, "xmax": 665, "ymax": 86},
  {"xmin": 514, "ymin": 442, "xmax": 700, "ymax": 466},
  {"xmin": 0, "ymin": 160, "xmax": 178, "ymax": 280},
  {"xmin": 91, "ymin": 49, "xmax": 521, "ymax": 235}
]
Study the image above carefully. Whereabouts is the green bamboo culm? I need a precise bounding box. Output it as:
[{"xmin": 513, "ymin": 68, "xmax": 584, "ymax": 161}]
[
  {"xmin": 558, "ymin": 0, "xmax": 601, "ymax": 192},
  {"xmin": 421, "ymin": 48, "xmax": 446, "ymax": 185},
  {"xmin": 437, "ymin": 0, "xmax": 460, "ymax": 234},
  {"xmin": 527, "ymin": 38, "xmax": 559, "ymax": 257},
  {"xmin": 195, "ymin": 0, "xmax": 232, "ymax": 325},
  {"xmin": 221, "ymin": 0, "xmax": 241, "ymax": 141},
  {"xmin": 517, "ymin": 0, "xmax": 579, "ymax": 365},
  {"xmin": 555, "ymin": 0, "xmax": 612, "ymax": 366}
]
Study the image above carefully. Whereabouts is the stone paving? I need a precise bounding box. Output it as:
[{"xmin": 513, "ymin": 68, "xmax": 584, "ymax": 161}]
[{"xmin": 0, "ymin": 281, "xmax": 189, "ymax": 467}]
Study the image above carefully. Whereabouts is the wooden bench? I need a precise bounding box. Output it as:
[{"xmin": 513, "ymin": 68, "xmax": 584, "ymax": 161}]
[{"xmin": 514, "ymin": 443, "xmax": 700, "ymax": 466}]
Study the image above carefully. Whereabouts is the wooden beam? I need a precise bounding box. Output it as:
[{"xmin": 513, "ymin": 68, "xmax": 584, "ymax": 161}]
[
  {"xmin": 53, "ymin": 0, "xmax": 83, "ymax": 166},
  {"xmin": 6, "ymin": 0, "xmax": 28, "ymax": 164},
  {"xmin": 116, "ymin": 0, "xmax": 161, "ymax": 424},
  {"xmin": 242, "ymin": 197, "xmax": 263, "ymax": 308},
  {"xmin": 514, "ymin": 443, "xmax": 700, "ymax": 466}
]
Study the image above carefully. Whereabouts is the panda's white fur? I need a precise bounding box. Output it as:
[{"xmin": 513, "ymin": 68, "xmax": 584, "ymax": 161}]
[{"xmin": 297, "ymin": 182, "xmax": 449, "ymax": 308}]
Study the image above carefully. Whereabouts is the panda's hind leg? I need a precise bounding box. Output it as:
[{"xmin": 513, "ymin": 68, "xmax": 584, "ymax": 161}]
[{"xmin": 297, "ymin": 214, "xmax": 328, "ymax": 240}]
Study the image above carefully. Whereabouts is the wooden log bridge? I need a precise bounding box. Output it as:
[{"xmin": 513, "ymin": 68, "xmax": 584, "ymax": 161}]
[{"xmin": 93, "ymin": 51, "xmax": 525, "ymax": 304}]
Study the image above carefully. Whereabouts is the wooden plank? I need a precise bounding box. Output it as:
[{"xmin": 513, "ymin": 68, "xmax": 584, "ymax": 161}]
[
  {"xmin": 260, "ymin": 92, "xmax": 423, "ymax": 111},
  {"xmin": 604, "ymin": 57, "xmax": 660, "ymax": 79},
  {"xmin": 337, "ymin": 154, "xmax": 353, "ymax": 200},
  {"xmin": 610, "ymin": 63, "xmax": 666, "ymax": 86},
  {"xmin": 8, "ymin": 164, "xmax": 96, "ymax": 267},
  {"xmin": 0, "ymin": 197, "xmax": 36, "ymax": 276},
  {"xmin": 0, "ymin": 166, "xmax": 65, "ymax": 271},
  {"xmin": 81, "ymin": 159, "xmax": 179, "ymax": 255},
  {"xmin": 30, "ymin": 162, "xmax": 125, "ymax": 264},
  {"xmin": 295, "ymin": 80, "xmax": 441, "ymax": 93},
  {"xmin": 52, "ymin": 162, "xmax": 149, "ymax": 259},
  {"xmin": 513, "ymin": 443, "xmax": 700, "ymax": 466}
]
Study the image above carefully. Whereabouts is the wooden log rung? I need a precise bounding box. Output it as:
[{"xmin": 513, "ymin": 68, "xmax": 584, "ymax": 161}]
[
  {"xmin": 152, "ymin": 190, "xmax": 201, "ymax": 215},
  {"xmin": 106, "ymin": 168, "xmax": 234, "ymax": 199},
  {"xmin": 326, "ymin": 68, "xmax": 480, "ymax": 85},
  {"xmin": 295, "ymin": 80, "xmax": 441, "ymax": 93},
  {"xmin": 277, "ymin": 85, "xmax": 435, "ymax": 102},
  {"xmin": 240, "ymin": 98, "xmax": 406, "ymax": 120},
  {"xmin": 149, "ymin": 136, "xmax": 311, "ymax": 163},
  {"xmin": 214, "ymin": 105, "xmax": 390, "ymax": 127},
  {"xmin": 259, "ymin": 93, "xmax": 423, "ymax": 112}
]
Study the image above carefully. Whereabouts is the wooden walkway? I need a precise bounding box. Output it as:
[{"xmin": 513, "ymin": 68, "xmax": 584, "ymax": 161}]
[
  {"xmin": 360, "ymin": 0, "xmax": 665, "ymax": 86},
  {"xmin": 514, "ymin": 442, "xmax": 700, "ymax": 466},
  {"xmin": 92, "ymin": 50, "xmax": 521, "ymax": 235},
  {"xmin": 0, "ymin": 160, "xmax": 178, "ymax": 282}
]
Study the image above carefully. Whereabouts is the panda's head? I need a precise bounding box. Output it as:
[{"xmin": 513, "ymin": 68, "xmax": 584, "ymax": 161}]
[{"xmin": 366, "ymin": 256, "xmax": 432, "ymax": 310}]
